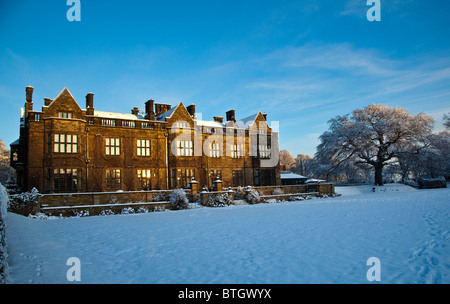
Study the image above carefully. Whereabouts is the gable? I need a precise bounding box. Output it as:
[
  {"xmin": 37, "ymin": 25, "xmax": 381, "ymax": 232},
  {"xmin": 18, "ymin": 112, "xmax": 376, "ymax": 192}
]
[
  {"xmin": 163, "ymin": 102, "xmax": 194, "ymax": 127},
  {"xmin": 45, "ymin": 88, "xmax": 84, "ymax": 119}
]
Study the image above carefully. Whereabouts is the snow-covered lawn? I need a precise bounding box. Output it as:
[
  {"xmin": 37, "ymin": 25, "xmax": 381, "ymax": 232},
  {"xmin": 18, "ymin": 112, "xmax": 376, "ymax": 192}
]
[{"xmin": 6, "ymin": 184, "xmax": 450, "ymax": 284}]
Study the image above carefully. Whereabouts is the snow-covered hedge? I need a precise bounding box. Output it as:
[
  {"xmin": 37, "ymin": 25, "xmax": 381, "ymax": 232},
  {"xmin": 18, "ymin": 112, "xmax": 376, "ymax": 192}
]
[{"xmin": 0, "ymin": 183, "xmax": 9, "ymax": 284}]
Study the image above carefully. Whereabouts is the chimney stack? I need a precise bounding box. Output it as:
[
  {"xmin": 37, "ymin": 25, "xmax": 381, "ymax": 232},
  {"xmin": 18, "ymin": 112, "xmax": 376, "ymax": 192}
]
[
  {"xmin": 24, "ymin": 86, "xmax": 34, "ymax": 115},
  {"xmin": 262, "ymin": 113, "xmax": 267, "ymax": 120},
  {"xmin": 145, "ymin": 100, "xmax": 155, "ymax": 120},
  {"xmin": 44, "ymin": 98, "xmax": 53, "ymax": 106},
  {"xmin": 226, "ymin": 109, "xmax": 236, "ymax": 122},
  {"xmin": 131, "ymin": 107, "xmax": 140, "ymax": 115},
  {"xmin": 187, "ymin": 104, "xmax": 196, "ymax": 118},
  {"xmin": 26, "ymin": 86, "xmax": 34, "ymax": 103},
  {"xmin": 214, "ymin": 116, "xmax": 223, "ymax": 124},
  {"xmin": 155, "ymin": 103, "xmax": 171, "ymax": 117},
  {"xmin": 86, "ymin": 93, "xmax": 94, "ymax": 116}
]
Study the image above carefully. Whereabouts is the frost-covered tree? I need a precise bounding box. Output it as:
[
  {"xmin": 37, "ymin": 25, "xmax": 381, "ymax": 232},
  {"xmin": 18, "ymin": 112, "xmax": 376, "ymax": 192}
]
[
  {"xmin": 316, "ymin": 104, "xmax": 433, "ymax": 186},
  {"xmin": 444, "ymin": 113, "xmax": 450, "ymax": 130},
  {"xmin": 0, "ymin": 139, "xmax": 15, "ymax": 186},
  {"xmin": 414, "ymin": 131, "xmax": 450, "ymax": 178}
]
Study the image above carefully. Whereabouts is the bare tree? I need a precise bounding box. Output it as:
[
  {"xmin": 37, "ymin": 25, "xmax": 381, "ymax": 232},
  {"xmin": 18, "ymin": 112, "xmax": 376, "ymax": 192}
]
[
  {"xmin": 292, "ymin": 154, "xmax": 312, "ymax": 177},
  {"xmin": 279, "ymin": 150, "xmax": 296, "ymax": 171}
]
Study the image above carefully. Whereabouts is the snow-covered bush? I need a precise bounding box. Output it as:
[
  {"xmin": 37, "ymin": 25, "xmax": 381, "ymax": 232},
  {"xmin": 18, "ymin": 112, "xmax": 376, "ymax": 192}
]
[
  {"xmin": 152, "ymin": 192, "xmax": 169, "ymax": 202},
  {"xmin": 264, "ymin": 198, "xmax": 280, "ymax": 204},
  {"xmin": 100, "ymin": 209, "xmax": 115, "ymax": 216},
  {"xmin": 205, "ymin": 193, "xmax": 233, "ymax": 207},
  {"xmin": 121, "ymin": 207, "xmax": 135, "ymax": 215},
  {"xmin": 74, "ymin": 210, "xmax": 89, "ymax": 217},
  {"xmin": 137, "ymin": 207, "xmax": 149, "ymax": 214},
  {"xmin": 233, "ymin": 186, "xmax": 246, "ymax": 199},
  {"xmin": 108, "ymin": 196, "xmax": 119, "ymax": 205},
  {"xmin": 0, "ymin": 183, "xmax": 9, "ymax": 283},
  {"xmin": 169, "ymin": 189, "xmax": 189, "ymax": 210},
  {"xmin": 246, "ymin": 190, "xmax": 261, "ymax": 204},
  {"xmin": 272, "ymin": 188, "xmax": 284, "ymax": 195},
  {"xmin": 152, "ymin": 206, "xmax": 166, "ymax": 212},
  {"xmin": 9, "ymin": 187, "xmax": 42, "ymax": 215}
]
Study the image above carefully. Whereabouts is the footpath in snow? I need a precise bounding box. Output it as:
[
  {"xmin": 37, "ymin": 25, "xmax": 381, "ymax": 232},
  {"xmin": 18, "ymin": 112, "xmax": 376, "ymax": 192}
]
[{"xmin": 5, "ymin": 184, "xmax": 450, "ymax": 284}]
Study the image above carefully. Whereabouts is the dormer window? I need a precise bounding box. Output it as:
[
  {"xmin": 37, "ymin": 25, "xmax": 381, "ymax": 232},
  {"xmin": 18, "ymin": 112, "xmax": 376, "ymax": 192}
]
[{"xmin": 58, "ymin": 112, "xmax": 73, "ymax": 119}]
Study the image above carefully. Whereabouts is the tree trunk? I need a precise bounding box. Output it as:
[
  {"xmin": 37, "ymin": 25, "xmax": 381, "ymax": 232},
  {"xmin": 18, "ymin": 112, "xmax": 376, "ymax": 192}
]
[{"xmin": 374, "ymin": 164, "xmax": 383, "ymax": 186}]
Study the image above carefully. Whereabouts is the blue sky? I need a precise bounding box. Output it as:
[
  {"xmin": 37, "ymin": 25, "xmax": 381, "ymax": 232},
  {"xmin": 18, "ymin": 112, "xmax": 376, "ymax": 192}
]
[{"xmin": 1, "ymin": 0, "xmax": 450, "ymax": 156}]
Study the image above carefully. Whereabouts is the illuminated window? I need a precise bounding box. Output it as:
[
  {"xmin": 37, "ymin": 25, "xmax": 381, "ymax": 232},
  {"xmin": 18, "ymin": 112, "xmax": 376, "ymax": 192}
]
[{"xmin": 106, "ymin": 138, "xmax": 120, "ymax": 156}]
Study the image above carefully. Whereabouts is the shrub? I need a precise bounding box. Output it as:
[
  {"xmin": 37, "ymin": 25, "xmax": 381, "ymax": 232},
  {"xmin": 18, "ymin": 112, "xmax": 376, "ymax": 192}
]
[
  {"xmin": 264, "ymin": 198, "xmax": 280, "ymax": 204},
  {"xmin": 152, "ymin": 192, "xmax": 170, "ymax": 202},
  {"xmin": 206, "ymin": 193, "xmax": 233, "ymax": 207},
  {"xmin": 9, "ymin": 188, "xmax": 42, "ymax": 215},
  {"xmin": 169, "ymin": 189, "xmax": 189, "ymax": 210},
  {"xmin": 100, "ymin": 209, "xmax": 115, "ymax": 216},
  {"xmin": 136, "ymin": 207, "xmax": 149, "ymax": 213},
  {"xmin": 272, "ymin": 188, "xmax": 284, "ymax": 195},
  {"xmin": 121, "ymin": 207, "xmax": 135, "ymax": 215},
  {"xmin": 234, "ymin": 186, "xmax": 246, "ymax": 199},
  {"xmin": 152, "ymin": 206, "xmax": 166, "ymax": 212},
  {"xmin": 246, "ymin": 189, "xmax": 261, "ymax": 204}
]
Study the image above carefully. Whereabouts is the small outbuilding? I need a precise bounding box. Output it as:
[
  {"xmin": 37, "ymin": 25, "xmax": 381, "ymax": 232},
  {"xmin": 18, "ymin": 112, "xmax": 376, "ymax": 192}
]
[{"xmin": 280, "ymin": 173, "xmax": 308, "ymax": 185}]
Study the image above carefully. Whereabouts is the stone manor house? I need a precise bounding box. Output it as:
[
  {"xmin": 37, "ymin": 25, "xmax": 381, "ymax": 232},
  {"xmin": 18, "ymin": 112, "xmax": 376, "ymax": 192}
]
[{"xmin": 10, "ymin": 86, "xmax": 280, "ymax": 194}]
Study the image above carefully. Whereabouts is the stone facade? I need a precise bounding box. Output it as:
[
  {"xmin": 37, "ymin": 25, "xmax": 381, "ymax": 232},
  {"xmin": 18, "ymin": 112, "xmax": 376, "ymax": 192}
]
[{"xmin": 11, "ymin": 86, "xmax": 281, "ymax": 194}]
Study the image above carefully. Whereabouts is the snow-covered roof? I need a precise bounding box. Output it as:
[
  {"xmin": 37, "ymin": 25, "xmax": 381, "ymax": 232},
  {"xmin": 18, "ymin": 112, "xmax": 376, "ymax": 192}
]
[
  {"xmin": 280, "ymin": 173, "xmax": 307, "ymax": 179},
  {"xmin": 156, "ymin": 106, "xmax": 177, "ymax": 121},
  {"xmin": 237, "ymin": 113, "xmax": 258, "ymax": 126},
  {"xmin": 195, "ymin": 120, "xmax": 224, "ymax": 128},
  {"xmin": 94, "ymin": 111, "xmax": 146, "ymax": 121}
]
